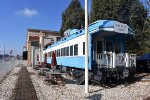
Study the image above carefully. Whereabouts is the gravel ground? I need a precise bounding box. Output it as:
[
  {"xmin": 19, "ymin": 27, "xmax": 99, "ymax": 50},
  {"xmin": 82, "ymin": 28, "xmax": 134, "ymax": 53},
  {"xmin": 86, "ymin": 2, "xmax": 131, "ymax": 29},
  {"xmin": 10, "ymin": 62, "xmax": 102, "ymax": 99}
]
[
  {"xmin": 28, "ymin": 67, "xmax": 150, "ymax": 100},
  {"xmin": 0, "ymin": 67, "xmax": 21, "ymax": 100}
]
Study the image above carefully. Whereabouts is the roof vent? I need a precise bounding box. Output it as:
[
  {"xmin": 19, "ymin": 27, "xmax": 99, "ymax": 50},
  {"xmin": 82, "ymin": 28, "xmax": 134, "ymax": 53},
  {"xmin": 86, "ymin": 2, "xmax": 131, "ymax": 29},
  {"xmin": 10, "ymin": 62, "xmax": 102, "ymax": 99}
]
[{"xmin": 64, "ymin": 29, "xmax": 79, "ymax": 37}]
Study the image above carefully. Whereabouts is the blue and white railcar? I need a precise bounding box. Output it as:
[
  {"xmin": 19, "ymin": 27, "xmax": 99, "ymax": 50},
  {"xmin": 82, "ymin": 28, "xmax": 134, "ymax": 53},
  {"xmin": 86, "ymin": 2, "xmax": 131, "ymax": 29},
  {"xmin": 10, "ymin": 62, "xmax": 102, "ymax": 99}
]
[{"xmin": 43, "ymin": 20, "xmax": 136, "ymax": 81}]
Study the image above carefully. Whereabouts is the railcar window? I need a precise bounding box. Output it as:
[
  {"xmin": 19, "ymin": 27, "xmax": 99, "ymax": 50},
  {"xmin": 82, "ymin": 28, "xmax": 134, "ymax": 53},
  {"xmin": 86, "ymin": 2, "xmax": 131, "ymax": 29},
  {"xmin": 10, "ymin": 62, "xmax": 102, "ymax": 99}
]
[
  {"xmin": 74, "ymin": 44, "xmax": 78, "ymax": 56},
  {"xmin": 106, "ymin": 42, "xmax": 113, "ymax": 52},
  {"xmin": 64, "ymin": 47, "xmax": 66, "ymax": 56},
  {"xmin": 58, "ymin": 49, "xmax": 60, "ymax": 57},
  {"xmin": 70, "ymin": 45, "xmax": 73, "ymax": 56},
  {"xmin": 83, "ymin": 42, "xmax": 85, "ymax": 55},
  {"xmin": 63, "ymin": 48, "xmax": 65, "ymax": 56},
  {"xmin": 114, "ymin": 43, "xmax": 121, "ymax": 53},
  {"xmin": 62, "ymin": 48, "xmax": 65, "ymax": 56},
  {"xmin": 56, "ymin": 50, "xmax": 58, "ymax": 57},
  {"xmin": 63, "ymin": 48, "xmax": 64, "ymax": 56},
  {"xmin": 97, "ymin": 41, "xmax": 102, "ymax": 54},
  {"xmin": 66, "ymin": 47, "xmax": 69, "ymax": 56},
  {"xmin": 61, "ymin": 48, "xmax": 63, "ymax": 56}
]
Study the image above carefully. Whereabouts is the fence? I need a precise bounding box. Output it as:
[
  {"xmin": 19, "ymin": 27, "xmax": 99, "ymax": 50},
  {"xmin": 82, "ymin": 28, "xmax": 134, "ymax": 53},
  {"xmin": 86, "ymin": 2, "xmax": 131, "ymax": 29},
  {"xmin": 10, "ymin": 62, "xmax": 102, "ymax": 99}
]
[{"xmin": 0, "ymin": 58, "xmax": 22, "ymax": 81}]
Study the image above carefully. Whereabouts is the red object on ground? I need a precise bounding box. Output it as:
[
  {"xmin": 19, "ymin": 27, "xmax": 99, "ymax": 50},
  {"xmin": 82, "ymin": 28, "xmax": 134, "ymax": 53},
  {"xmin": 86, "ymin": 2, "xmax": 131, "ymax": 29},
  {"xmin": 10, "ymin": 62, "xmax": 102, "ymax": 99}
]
[
  {"xmin": 51, "ymin": 51, "xmax": 57, "ymax": 66},
  {"xmin": 44, "ymin": 53, "xmax": 47, "ymax": 64}
]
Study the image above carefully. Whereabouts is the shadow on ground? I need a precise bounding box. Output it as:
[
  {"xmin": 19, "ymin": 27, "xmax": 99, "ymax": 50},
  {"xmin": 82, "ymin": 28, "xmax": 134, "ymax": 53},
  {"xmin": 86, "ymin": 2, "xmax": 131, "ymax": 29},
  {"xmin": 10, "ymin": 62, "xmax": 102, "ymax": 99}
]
[{"xmin": 85, "ymin": 94, "xmax": 102, "ymax": 100}]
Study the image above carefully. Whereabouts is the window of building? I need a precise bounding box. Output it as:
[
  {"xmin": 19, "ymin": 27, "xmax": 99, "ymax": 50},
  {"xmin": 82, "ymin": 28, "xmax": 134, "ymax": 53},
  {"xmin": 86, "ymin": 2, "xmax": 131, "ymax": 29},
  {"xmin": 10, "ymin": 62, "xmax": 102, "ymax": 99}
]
[
  {"xmin": 83, "ymin": 42, "xmax": 85, "ymax": 55},
  {"xmin": 48, "ymin": 52, "xmax": 51, "ymax": 57},
  {"xmin": 74, "ymin": 44, "xmax": 78, "ymax": 56},
  {"xmin": 70, "ymin": 45, "xmax": 73, "ymax": 56},
  {"xmin": 49, "ymin": 52, "xmax": 52, "ymax": 57},
  {"xmin": 56, "ymin": 37, "xmax": 61, "ymax": 41},
  {"xmin": 55, "ymin": 50, "xmax": 57, "ymax": 56}
]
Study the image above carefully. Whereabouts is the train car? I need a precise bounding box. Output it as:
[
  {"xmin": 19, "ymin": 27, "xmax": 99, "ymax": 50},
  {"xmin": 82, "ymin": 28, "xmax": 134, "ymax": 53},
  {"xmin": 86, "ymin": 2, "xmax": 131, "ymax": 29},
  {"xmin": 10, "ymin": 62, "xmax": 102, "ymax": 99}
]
[
  {"xmin": 43, "ymin": 20, "xmax": 136, "ymax": 82},
  {"xmin": 136, "ymin": 53, "xmax": 150, "ymax": 72}
]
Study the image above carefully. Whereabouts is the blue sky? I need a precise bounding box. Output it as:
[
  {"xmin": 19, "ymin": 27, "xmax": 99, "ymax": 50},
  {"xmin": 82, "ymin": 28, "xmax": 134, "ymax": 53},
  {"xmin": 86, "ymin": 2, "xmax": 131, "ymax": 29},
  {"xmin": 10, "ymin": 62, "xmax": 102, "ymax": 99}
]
[
  {"xmin": 0, "ymin": 0, "xmax": 85, "ymax": 55},
  {"xmin": 0, "ymin": 0, "xmax": 147, "ymax": 55}
]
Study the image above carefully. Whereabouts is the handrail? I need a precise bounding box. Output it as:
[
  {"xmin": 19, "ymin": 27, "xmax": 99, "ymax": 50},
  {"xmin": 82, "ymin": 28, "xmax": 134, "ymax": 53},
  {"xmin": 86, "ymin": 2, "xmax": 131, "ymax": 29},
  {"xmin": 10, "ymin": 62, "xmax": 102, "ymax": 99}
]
[{"xmin": 97, "ymin": 52, "xmax": 136, "ymax": 68}]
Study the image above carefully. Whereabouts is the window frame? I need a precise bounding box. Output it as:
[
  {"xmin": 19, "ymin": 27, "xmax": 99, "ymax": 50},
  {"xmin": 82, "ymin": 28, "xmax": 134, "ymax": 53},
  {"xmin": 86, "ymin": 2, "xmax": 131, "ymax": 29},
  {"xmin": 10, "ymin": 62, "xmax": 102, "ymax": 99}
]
[
  {"xmin": 74, "ymin": 44, "xmax": 78, "ymax": 56},
  {"xmin": 70, "ymin": 45, "xmax": 73, "ymax": 56}
]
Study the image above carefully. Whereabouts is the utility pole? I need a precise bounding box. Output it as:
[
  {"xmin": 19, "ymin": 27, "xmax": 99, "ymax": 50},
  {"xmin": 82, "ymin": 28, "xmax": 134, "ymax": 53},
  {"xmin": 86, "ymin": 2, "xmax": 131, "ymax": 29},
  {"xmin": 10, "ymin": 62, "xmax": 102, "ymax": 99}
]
[
  {"xmin": 85, "ymin": 0, "xmax": 89, "ymax": 94},
  {"xmin": 4, "ymin": 44, "xmax": 5, "ymax": 55},
  {"xmin": 3, "ymin": 44, "xmax": 5, "ymax": 63}
]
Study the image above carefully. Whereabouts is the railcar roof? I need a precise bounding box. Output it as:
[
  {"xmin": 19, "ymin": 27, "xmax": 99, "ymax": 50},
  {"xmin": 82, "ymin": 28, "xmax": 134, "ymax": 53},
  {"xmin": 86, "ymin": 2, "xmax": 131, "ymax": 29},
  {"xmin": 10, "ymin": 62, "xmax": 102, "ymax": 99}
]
[{"xmin": 44, "ymin": 20, "xmax": 134, "ymax": 50}]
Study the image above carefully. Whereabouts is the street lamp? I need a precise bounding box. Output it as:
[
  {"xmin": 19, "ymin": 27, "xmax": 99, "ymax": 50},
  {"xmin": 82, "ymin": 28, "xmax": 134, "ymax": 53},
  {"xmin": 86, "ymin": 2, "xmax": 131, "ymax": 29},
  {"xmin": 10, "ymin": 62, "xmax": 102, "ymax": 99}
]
[{"xmin": 85, "ymin": 0, "xmax": 89, "ymax": 94}]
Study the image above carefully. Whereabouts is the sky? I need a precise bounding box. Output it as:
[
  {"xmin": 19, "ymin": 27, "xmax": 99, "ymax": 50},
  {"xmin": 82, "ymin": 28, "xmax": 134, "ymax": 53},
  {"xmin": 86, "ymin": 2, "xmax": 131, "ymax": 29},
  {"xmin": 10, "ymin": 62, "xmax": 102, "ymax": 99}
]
[
  {"xmin": 0, "ymin": 0, "xmax": 147, "ymax": 55},
  {"xmin": 0, "ymin": 0, "xmax": 86, "ymax": 55}
]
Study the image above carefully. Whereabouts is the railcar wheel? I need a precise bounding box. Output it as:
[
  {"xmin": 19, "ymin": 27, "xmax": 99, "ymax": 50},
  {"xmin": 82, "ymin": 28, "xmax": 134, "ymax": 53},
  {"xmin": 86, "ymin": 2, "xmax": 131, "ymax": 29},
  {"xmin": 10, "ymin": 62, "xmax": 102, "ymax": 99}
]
[
  {"xmin": 97, "ymin": 71, "xmax": 102, "ymax": 81},
  {"xmin": 120, "ymin": 69, "xmax": 129, "ymax": 79},
  {"xmin": 98, "ymin": 71, "xmax": 106, "ymax": 85}
]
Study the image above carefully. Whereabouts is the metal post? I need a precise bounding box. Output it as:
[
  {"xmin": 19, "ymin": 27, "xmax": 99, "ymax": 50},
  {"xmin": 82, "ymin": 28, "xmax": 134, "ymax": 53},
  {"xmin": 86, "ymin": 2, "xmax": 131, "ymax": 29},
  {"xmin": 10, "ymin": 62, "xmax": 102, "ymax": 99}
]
[
  {"xmin": 85, "ymin": 0, "xmax": 89, "ymax": 94},
  {"xmin": 39, "ymin": 32, "xmax": 44, "ymax": 64},
  {"xmin": 31, "ymin": 47, "xmax": 34, "ymax": 68},
  {"xmin": 125, "ymin": 53, "xmax": 129, "ymax": 67},
  {"xmin": 113, "ymin": 52, "xmax": 116, "ymax": 68}
]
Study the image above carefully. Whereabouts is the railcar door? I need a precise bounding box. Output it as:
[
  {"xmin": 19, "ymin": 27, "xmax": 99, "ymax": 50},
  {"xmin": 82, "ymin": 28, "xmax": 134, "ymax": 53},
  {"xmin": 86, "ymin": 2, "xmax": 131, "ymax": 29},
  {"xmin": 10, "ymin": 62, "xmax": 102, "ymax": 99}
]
[
  {"xmin": 114, "ymin": 42, "xmax": 121, "ymax": 53},
  {"xmin": 97, "ymin": 41, "xmax": 102, "ymax": 55},
  {"xmin": 92, "ymin": 40, "xmax": 103, "ymax": 74},
  {"xmin": 106, "ymin": 41, "xmax": 113, "ymax": 52}
]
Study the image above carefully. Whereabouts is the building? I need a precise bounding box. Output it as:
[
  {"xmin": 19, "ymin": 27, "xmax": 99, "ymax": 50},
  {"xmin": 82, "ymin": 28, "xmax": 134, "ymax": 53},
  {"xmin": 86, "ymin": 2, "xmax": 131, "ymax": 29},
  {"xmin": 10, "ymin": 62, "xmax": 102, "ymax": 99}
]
[{"xmin": 25, "ymin": 29, "xmax": 60, "ymax": 67}]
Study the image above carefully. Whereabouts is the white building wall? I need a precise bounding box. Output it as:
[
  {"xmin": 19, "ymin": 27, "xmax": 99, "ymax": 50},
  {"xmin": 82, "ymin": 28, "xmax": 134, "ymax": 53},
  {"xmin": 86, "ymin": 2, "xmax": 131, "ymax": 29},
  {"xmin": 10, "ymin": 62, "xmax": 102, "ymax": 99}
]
[{"xmin": 44, "ymin": 35, "xmax": 60, "ymax": 46}]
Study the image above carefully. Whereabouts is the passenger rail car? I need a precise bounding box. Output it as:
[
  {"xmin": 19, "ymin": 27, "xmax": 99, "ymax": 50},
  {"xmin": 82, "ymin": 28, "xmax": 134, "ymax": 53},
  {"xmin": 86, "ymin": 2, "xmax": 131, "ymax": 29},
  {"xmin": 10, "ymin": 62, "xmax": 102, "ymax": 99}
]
[
  {"xmin": 136, "ymin": 53, "xmax": 150, "ymax": 72},
  {"xmin": 43, "ymin": 20, "xmax": 136, "ymax": 82}
]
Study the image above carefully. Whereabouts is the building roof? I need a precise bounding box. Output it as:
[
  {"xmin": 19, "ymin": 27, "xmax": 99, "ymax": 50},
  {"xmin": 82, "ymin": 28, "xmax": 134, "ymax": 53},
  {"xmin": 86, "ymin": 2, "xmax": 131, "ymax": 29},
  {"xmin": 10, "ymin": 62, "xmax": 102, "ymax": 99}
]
[
  {"xmin": 26, "ymin": 28, "xmax": 61, "ymax": 45},
  {"xmin": 27, "ymin": 28, "xmax": 60, "ymax": 36}
]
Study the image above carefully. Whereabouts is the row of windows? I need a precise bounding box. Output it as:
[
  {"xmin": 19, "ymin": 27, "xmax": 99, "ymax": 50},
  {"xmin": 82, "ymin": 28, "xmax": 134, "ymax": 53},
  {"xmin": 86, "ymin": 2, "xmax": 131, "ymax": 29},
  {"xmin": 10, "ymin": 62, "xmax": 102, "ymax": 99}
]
[{"xmin": 48, "ymin": 42, "xmax": 85, "ymax": 57}]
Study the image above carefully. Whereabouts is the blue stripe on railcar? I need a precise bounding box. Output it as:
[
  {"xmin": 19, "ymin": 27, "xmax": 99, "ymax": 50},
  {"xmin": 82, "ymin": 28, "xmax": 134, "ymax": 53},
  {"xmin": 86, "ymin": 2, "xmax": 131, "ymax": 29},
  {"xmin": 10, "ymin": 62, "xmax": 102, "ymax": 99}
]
[{"xmin": 47, "ymin": 56, "xmax": 91, "ymax": 70}]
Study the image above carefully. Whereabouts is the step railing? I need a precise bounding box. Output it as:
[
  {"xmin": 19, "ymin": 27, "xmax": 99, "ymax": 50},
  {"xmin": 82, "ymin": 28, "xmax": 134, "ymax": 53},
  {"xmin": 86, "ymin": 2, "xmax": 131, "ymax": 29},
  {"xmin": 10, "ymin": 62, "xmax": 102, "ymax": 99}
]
[
  {"xmin": 97, "ymin": 52, "xmax": 113, "ymax": 68},
  {"xmin": 97, "ymin": 51, "xmax": 136, "ymax": 68},
  {"xmin": 129, "ymin": 54, "xmax": 136, "ymax": 67}
]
